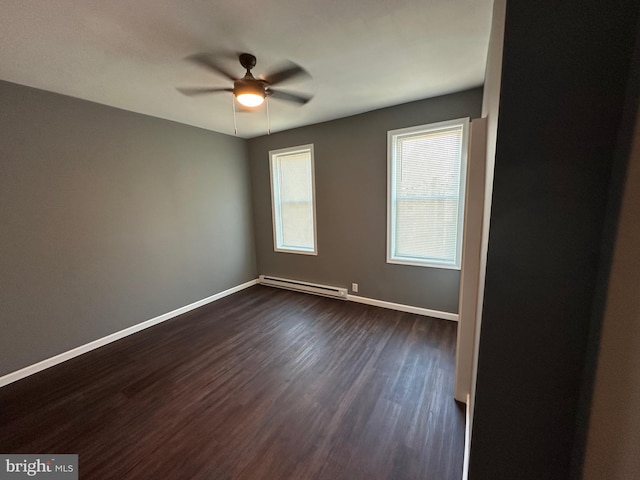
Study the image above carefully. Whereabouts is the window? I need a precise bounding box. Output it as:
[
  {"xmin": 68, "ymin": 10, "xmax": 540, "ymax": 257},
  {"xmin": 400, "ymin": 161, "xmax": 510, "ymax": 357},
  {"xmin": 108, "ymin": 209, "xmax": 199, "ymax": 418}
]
[
  {"xmin": 387, "ymin": 118, "xmax": 469, "ymax": 269},
  {"xmin": 269, "ymin": 144, "xmax": 317, "ymax": 255}
]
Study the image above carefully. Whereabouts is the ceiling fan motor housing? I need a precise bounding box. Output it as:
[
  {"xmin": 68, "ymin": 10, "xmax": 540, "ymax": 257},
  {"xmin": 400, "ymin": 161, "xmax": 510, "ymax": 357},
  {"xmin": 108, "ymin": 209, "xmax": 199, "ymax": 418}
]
[{"xmin": 234, "ymin": 76, "xmax": 266, "ymax": 101}]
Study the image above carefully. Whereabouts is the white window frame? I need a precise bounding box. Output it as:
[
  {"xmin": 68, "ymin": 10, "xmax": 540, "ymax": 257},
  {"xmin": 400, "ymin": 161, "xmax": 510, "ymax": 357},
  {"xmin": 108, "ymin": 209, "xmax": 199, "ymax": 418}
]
[
  {"xmin": 269, "ymin": 144, "xmax": 318, "ymax": 255},
  {"xmin": 387, "ymin": 118, "xmax": 469, "ymax": 270}
]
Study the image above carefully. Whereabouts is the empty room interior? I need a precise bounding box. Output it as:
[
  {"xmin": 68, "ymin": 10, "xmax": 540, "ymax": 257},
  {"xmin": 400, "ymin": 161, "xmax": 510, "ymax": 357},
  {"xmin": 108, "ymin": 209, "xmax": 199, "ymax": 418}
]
[{"xmin": 1, "ymin": 1, "xmax": 640, "ymax": 479}]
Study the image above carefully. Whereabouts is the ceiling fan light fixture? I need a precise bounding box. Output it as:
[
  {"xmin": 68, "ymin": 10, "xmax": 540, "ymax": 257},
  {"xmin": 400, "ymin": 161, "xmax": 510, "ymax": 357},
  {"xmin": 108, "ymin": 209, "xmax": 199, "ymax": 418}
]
[
  {"xmin": 236, "ymin": 92, "xmax": 264, "ymax": 107},
  {"xmin": 234, "ymin": 76, "xmax": 265, "ymax": 107}
]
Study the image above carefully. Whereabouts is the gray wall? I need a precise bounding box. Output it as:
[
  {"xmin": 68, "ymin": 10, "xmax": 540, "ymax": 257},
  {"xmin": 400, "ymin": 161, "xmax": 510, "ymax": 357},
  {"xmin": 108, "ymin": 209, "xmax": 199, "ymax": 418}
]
[
  {"xmin": 248, "ymin": 89, "xmax": 483, "ymax": 314},
  {"xmin": 0, "ymin": 80, "xmax": 256, "ymax": 376},
  {"xmin": 468, "ymin": 2, "xmax": 640, "ymax": 479},
  {"xmin": 581, "ymin": 21, "xmax": 640, "ymax": 480},
  {"xmin": 583, "ymin": 71, "xmax": 640, "ymax": 480}
]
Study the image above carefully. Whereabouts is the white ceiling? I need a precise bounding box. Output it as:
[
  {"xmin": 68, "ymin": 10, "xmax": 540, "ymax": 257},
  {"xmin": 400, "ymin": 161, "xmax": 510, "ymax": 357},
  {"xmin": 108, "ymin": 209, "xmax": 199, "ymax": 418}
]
[{"xmin": 0, "ymin": 0, "xmax": 493, "ymax": 138}]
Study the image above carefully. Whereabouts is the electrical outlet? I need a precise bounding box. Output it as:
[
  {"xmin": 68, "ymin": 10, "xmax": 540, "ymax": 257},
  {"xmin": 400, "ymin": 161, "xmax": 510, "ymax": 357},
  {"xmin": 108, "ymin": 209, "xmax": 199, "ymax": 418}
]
[{"xmin": 351, "ymin": 283, "xmax": 358, "ymax": 293}]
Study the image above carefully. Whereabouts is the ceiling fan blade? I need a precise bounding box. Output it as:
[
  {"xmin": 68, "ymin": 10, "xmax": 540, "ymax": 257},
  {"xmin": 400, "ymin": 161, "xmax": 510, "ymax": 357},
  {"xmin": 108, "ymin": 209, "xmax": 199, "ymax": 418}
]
[
  {"xmin": 186, "ymin": 54, "xmax": 238, "ymax": 81},
  {"xmin": 269, "ymin": 89, "xmax": 313, "ymax": 105},
  {"xmin": 177, "ymin": 87, "xmax": 233, "ymax": 96},
  {"xmin": 262, "ymin": 63, "xmax": 309, "ymax": 86}
]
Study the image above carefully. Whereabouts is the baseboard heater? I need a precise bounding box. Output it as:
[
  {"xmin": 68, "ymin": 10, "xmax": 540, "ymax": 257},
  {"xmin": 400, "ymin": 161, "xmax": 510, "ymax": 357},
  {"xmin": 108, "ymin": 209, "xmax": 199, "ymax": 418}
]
[{"xmin": 259, "ymin": 275, "xmax": 348, "ymax": 300}]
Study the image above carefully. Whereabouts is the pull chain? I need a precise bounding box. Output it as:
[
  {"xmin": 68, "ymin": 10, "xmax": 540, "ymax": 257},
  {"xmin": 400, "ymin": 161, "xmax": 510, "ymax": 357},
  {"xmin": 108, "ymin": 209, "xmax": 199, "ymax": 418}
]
[
  {"xmin": 231, "ymin": 95, "xmax": 238, "ymax": 136},
  {"xmin": 266, "ymin": 96, "xmax": 271, "ymax": 135}
]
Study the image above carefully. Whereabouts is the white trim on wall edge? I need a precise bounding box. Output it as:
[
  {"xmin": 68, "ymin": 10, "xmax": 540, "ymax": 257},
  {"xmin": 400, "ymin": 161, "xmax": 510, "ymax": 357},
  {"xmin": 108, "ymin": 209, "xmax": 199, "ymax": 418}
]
[
  {"xmin": 347, "ymin": 294, "xmax": 458, "ymax": 322},
  {"xmin": 462, "ymin": 393, "xmax": 471, "ymax": 480},
  {"xmin": 0, "ymin": 279, "xmax": 258, "ymax": 389}
]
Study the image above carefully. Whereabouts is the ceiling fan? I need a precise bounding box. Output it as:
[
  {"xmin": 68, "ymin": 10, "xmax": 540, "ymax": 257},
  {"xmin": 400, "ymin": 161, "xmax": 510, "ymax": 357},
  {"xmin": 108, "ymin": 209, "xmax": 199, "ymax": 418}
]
[{"xmin": 178, "ymin": 53, "xmax": 313, "ymax": 108}]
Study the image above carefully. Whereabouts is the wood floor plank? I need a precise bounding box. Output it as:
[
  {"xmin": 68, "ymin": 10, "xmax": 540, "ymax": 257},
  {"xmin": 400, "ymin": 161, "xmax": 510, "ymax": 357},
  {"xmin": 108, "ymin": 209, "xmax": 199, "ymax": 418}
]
[{"xmin": 0, "ymin": 285, "xmax": 464, "ymax": 479}]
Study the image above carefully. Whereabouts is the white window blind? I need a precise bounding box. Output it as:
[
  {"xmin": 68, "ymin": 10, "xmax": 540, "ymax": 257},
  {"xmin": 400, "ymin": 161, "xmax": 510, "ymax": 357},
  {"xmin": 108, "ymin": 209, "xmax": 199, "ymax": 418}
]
[
  {"xmin": 387, "ymin": 119, "xmax": 469, "ymax": 269},
  {"xmin": 269, "ymin": 144, "xmax": 317, "ymax": 255}
]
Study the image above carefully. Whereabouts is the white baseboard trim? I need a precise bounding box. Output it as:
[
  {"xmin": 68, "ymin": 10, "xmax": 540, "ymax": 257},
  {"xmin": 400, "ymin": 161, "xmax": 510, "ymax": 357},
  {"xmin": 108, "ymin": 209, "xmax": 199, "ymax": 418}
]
[
  {"xmin": 462, "ymin": 393, "xmax": 471, "ymax": 480},
  {"xmin": 347, "ymin": 294, "xmax": 458, "ymax": 322},
  {"xmin": 0, "ymin": 279, "xmax": 258, "ymax": 389}
]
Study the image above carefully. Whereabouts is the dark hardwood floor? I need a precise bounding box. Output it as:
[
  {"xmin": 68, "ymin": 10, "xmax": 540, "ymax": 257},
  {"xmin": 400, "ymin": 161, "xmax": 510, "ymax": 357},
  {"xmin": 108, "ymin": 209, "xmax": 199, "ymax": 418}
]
[{"xmin": 0, "ymin": 286, "xmax": 464, "ymax": 479}]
